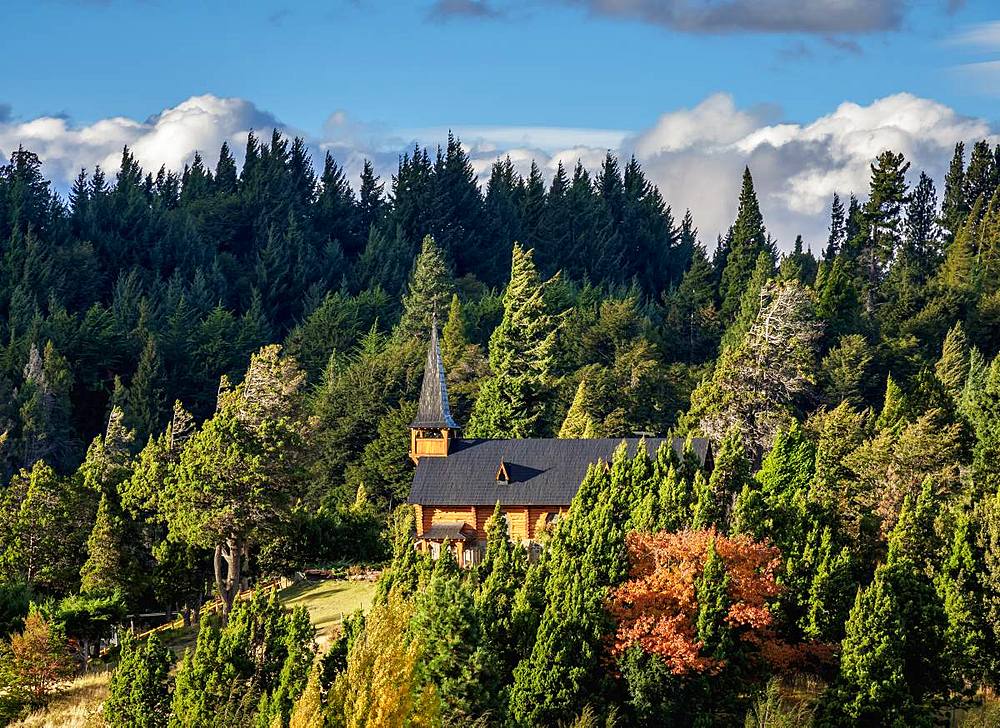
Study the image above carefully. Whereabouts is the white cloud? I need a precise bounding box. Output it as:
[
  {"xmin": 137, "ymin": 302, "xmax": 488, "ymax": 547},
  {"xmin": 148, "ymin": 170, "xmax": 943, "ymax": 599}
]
[
  {"xmin": 623, "ymin": 92, "xmax": 993, "ymax": 249},
  {"xmin": 0, "ymin": 91, "xmax": 994, "ymax": 253},
  {"xmin": 0, "ymin": 95, "xmax": 279, "ymax": 186}
]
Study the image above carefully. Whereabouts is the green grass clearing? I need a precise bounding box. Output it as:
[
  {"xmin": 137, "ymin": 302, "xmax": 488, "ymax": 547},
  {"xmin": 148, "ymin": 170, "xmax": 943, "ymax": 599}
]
[{"xmin": 278, "ymin": 579, "xmax": 376, "ymax": 645}]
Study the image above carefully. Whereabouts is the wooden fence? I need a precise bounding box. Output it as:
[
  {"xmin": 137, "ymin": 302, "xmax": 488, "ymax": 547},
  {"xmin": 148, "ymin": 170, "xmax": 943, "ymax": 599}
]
[{"xmin": 134, "ymin": 578, "xmax": 282, "ymax": 641}]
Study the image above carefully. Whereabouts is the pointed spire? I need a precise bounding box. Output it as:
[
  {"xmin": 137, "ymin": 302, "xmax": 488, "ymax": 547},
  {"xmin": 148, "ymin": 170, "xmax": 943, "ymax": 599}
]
[{"xmin": 411, "ymin": 317, "xmax": 459, "ymax": 429}]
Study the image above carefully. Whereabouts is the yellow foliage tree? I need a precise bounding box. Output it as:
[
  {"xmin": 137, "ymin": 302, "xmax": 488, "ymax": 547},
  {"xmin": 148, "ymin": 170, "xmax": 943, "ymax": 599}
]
[
  {"xmin": 326, "ymin": 592, "xmax": 441, "ymax": 728},
  {"xmin": 288, "ymin": 664, "xmax": 324, "ymax": 728}
]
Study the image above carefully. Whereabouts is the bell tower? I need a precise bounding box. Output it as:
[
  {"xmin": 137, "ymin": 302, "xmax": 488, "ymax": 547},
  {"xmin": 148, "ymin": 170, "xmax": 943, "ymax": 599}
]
[{"xmin": 409, "ymin": 318, "xmax": 460, "ymax": 463}]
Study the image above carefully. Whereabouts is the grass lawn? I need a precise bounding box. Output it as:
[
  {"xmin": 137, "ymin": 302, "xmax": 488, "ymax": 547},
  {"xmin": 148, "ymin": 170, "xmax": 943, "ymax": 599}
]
[
  {"xmin": 11, "ymin": 670, "xmax": 111, "ymax": 728},
  {"xmin": 278, "ymin": 579, "xmax": 376, "ymax": 645}
]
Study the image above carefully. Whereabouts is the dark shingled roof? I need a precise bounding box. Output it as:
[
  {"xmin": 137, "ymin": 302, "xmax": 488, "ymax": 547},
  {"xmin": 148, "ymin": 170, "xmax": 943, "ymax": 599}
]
[
  {"xmin": 410, "ymin": 320, "xmax": 459, "ymax": 430},
  {"xmin": 409, "ymin": 437, "xmax": 710, "ymax": 507}
]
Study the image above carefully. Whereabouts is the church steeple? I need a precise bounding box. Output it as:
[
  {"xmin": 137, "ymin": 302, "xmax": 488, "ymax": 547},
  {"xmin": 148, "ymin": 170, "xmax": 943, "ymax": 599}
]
[{"xmin": 409, "ymin": 318, "xmax": 459, "ymax": 462}]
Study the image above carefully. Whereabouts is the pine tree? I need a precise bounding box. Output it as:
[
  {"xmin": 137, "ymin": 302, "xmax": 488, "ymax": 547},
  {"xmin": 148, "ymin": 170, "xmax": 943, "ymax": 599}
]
[
  {"xmin": 826, "ymin": 578, "xmax": 911, "ymax": 725},
  {"xmin": 127, "ymin": 334, "xmax": 167, "ymax": 442},
  {"xmin": 693, "ymin": 428, "xmax": 750, "ymax": 530},
  {"xmin": 558, "ymin": 375, "xmax": 600, "ymax": 438},
  {"xmin": 720, "ymin": 250, "xmax": 773, "ymax": 351},
  {"xmin": 937, "ymin": 508, "xmax": 987, "ymax": 687},
  {"xmin": 19, "ymin": 342, "xmax": 74, "ymax": 470},
  {"xmin": 861, "ymin": 151, "xmax": 910, "ymax": 309},
  {"xmin": 941, "ymin": 142, "xmax": 967, "ymax": 241},
  {"xmin": 720, "ymin": 167, "xmax": 771, "ymax": 321},
  {"xmin": 398, "ymin": 235, "xmax": 453, "ymax": 339},
  {"xmin": 411, "ymin": 552, "xmax": 495, "ymax": 722},
  {"xmin": 467, "ymin": 244, "xmax": 559, "ymax": 439},
  {"xmin": 170, "ymin": 593, "xmax": 315, "ymax": 727},
  {"xmin": 662, "ymin": 241, "xmax": 720, "ymax": 363},
  {"xmin": 876, "ymin": 374, "xmax": 908, "ymax": 433},
  {"xmin": 357, "ymin": 159, "xmax": 385, "ymax": 237},
  {"xmin": 964, "ymin": 140, "xmax": 995, "ymax": 218},
  {"xmin": 476, "ymin": 505, "xmax": 527, "ymax": 680},
  {"xmin": 825, "ymin": 193, "xmax": 846, "ymax": 260}
]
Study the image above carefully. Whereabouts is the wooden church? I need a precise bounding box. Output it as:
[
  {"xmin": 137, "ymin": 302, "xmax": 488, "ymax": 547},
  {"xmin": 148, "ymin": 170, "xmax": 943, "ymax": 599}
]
[{"xmin": 407, "ymin": 322, "xmax": 711, "ymax": 568}]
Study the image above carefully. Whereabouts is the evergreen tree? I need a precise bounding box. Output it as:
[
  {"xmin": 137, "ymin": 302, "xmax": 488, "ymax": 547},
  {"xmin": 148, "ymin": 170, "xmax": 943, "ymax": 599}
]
[
  {"xmin": 941, "ymin": 142, "xmax": 967, "ymax": 241},
  {"xmin": 936, "ymin": 322, "xmax": 970, "ymax": 399},
  {"xmin": 964, "ymin": 140, "xmax": 995, "ymax": 218},
  {"xmin": 411, "ymin": 551, "xmax": 495, "ymax": 722},
  {"xmin": 104, "ymin": 632, "xmax": 173, "ymax": 728},
  {"xmin": 695, "ymin": 536, "xmax": 731, "ymax": 661},
  {"xmin": 467, "ymin": 244, "xmax": 559, "ymax": 439},
  {"xmin": 720, "ymin": 167, "xmax": 771, "ymax": 322},
  {"xmin": 825, "ymin": 193, "xmax": 846, "ymax": 260},
  {"xmin": 170, "ymin": 593, "xmax": 314, "ymax": 728},
  {"xmin": 127, "ymin": 334, "xmax": 167, "ymax": 442},
  {"xmin": 79, "ymin": 493, "xmax": 130, "ymax": 598},
  {"xmin": 398, "ymin": 235, "xmax": 452, "ymax": 339},
  {"xmin": 861, "ymin": 151, "xmax": 910, "ymax": 310}
]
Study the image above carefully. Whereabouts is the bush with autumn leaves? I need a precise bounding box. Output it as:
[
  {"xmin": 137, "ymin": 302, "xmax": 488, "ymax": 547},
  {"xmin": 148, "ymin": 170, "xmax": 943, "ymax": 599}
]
[{"xmin": 608, "ymin": 529, "xmax": 822, "ymax": 676}]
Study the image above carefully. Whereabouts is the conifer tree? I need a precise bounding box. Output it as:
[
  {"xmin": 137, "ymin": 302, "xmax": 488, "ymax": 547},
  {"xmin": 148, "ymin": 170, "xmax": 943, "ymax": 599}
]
[
  {"xmin": 964, "ymin": 140, "xmax": 995, "ymax": 217},
  {"xmin": 861, "ymin": 151, "xmax": 910, "ymax": 310},
  {"xmin": 170, "ymin": 593, "xmax": 314, "ymax": 727},
  {"xmin": 936, "ymin": 507, "xmax": 988, "ymax": 687},
  {"xmin": 357, "ymin": 159, "xmax": 385, "ymax": 237},
  {"xmin": 825, "ymin": 193, "xmax": 846, "ymax": 260},
  {"xmin": 936, "ymin": 322, "xmax": 970, "ymax": 399},
  {"xmin": 213, "ymin": 141, "xmax": 238, "ymax": 195},
  {"xmin": 941, "ymin": 142, "xmax": 967, "ymax": 241},
  {"xmin": 663, "ymin": 241, "xmax": 720, "ymax": 363},
  {"xmin": 127, "ymin": 334, "xmax": 167, "ymax": 442},
  {"xmin": 19, "ymin": 342, "xmax": 74, "ymax": 470},
  {"xmin": 467, "ymin": 244, "xmax": 559, "ymax": 439},
  {"xmin": 720, "ymin": 167, "xmax": 771, "ymax": 322},
  {"xmin": 412, "ymin": 551, "xmax": 496, "ymax": 722},
  {"xmin": 104, "ymin": 632, "xmax": 173, "ymax": 728},
  {"xmin": 398, "ymin": 235, "xmax": 453, "ymax": 339},
  {"xmin": 720, "ymin": 250, "xmax": 774, "ymax": 351},
  {"xmin": 476, "ymin": 506, "xmax": 527, "ymax": 679},
  {"xmin": 695, "ymin": 536, "xmax": 731, "ymax": 661},
  {"xmin": 558, "ymin": 375, "xmax": 600, "ymax": 438},
  {"xmin": 79, "ymin": 493, "xmax": 129, "ymax": 597}
]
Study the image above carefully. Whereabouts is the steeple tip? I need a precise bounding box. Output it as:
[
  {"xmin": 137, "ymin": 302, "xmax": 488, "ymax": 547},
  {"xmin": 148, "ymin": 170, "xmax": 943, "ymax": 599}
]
[{"xmin": 410, "ymin": 319, "xmax": 459, "ymax": 431}]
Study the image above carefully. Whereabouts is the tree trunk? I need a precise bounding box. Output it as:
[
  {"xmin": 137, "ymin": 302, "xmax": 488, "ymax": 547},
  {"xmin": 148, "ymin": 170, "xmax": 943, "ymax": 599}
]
[{"xmin": 214, "ymin": 537, "xmax": 242, "ymax": 621}]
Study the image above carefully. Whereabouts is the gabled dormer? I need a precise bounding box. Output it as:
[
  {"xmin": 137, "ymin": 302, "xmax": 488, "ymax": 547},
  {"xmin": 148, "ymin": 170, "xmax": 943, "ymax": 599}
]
[{"xmin": 409, "ymin": 318, "xmax": 460, "ymax": 463}]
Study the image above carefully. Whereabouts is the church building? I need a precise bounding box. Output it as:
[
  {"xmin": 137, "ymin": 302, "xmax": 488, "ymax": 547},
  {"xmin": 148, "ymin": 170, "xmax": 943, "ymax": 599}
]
[{"xmin": 407, "ymin": 322, "xmax": 711, "ymax": 568}]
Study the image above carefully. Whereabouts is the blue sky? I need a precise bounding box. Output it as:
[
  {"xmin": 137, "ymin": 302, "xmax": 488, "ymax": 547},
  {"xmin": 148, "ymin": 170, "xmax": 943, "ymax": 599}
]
[
  {"xmin": 5, "ymin": 0, "xmax": 998, "ymax": 130},
  {"xmin": 3, "ymin": 0, "xmax": 1000, "ymax": 247}
]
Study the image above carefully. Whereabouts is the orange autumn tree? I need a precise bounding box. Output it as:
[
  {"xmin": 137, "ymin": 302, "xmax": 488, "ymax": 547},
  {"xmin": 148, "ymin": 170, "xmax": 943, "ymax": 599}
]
[
  {"xmin": 608, "ymin": 528, "xmax": 801, "ymax": 675},
  {"xmin": 0, "ymin": 611, "xmax": 74, "ymax": 708}
]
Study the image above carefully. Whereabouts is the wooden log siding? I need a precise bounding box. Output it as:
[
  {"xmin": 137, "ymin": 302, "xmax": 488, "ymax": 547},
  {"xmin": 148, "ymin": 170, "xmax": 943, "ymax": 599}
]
[
  {"xmin": 419, "ymin": 506, "xmax": 476, "ymax": 536},
  {"xmin": 416, "ymin": 504, "xmax": 568, "ymax": 543}
]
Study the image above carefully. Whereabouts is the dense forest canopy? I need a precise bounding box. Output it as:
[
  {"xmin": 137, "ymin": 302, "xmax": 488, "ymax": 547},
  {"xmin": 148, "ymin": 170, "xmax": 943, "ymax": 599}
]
[{"xmin": 2, "ymin": 130, "xmax": 1000, "ymax": 725}]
